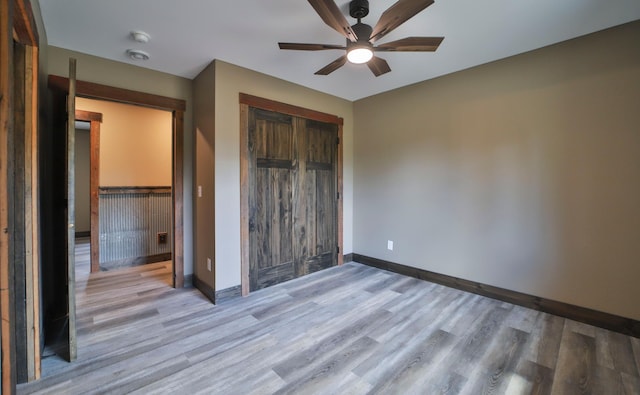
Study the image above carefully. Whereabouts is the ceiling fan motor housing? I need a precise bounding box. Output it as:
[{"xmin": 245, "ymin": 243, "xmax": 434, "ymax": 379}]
[
  {"xmin": 349, "ymin": 0, "xmax": 369, "ymax": 19},
  {"xmin": 349, "ymin": 22, "xmax": 373, "ymax": 45}
]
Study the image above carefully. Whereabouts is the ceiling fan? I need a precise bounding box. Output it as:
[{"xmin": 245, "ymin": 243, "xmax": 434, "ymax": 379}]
[{"xmin": 278, "ymin": 0, "xmax": 444, "ymax": 77}]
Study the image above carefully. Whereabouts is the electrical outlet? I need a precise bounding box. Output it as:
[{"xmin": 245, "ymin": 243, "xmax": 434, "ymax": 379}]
[
  {"xmin": 207, "ymin": 258, "xmax": 212, "ymax": 271},
  {"xmin": 387, "ymin": 240, "xmax": 394, "ymax": 251}
]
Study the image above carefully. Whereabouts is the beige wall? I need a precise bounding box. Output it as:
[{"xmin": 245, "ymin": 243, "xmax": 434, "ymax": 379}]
[
  {"xmin": 353, "ymin": 21, "xmax": 640, "ymax": 320},
  {"xmin": 210, "ymin": 60, "xmax": 354, "ymax": 290},
  {"xmin": 76, "ymin": 97, "xmax": 172, "ymax": 186},
  {"xmin": 193, "ymin": 62, "xmax": 216, "ymax": 289},
  {"xmin": 48, "ymin": 46, "xmax": 195, "ymax": 275}
]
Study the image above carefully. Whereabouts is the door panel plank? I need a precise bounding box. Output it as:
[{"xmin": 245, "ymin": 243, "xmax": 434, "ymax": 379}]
[
  {"xmin": 269, "ymin": 169, "xmax": 281, "ymax": 270},
  {"xmin": 248, "ymin": 108, "xmax": 258, "ymax": 291},
  {"xmin": 292, "ymin": 117, "xmax": 307, "ymax": 279},
  {"xmin": 255, "ymin": 168, "xmax": 268, "ymax": 272},
  {"xmin": 278, "ymin": 169, "xmax": 293, "ymax": 266},
  {"xmin": 305, "ymin": 170, "xmax": 317, "ymax": 261}
]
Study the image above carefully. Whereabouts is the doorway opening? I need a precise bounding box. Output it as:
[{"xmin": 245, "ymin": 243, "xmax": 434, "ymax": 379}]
[
  {"xmin": 75, "ymin": 98, "xmax": 174, "ymax": 273},
  {"xmin": 42, "ymin": 75, "xmax": 186, "ymax": 368}
]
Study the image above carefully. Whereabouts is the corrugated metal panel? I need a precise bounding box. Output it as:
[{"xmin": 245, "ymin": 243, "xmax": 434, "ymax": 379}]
[
  {"xmin": 149, "ymin": 192, "xmax": 172, "ymax": 256},
  {"xmin": 99, "ymin": 190, "xmax": 172, "ymax": 264}
]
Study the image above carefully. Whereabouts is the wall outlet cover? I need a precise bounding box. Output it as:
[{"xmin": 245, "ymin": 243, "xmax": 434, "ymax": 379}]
[{"xmin": 157, "ymin": 232, "xmax": 168, "ymax": 244}]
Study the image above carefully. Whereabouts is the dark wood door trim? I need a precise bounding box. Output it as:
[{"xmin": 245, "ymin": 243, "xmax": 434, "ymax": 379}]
[
  {"xmin": 240, "ymin": 93, "xmax": 343, "ymax": 125},
  {"xmin": 48, "ymin": 76, "xmax": 185, "ymax": 289},
  {"xmin": 49, "ymin": 76, "xmax": 186, "ymax": 112},
  {"xmin": 240, "ymin": 94, "xmax": 344, "ymax": 297},
  {"xmin": 240, "ymin": 104, "xmax": 250, "ymax": 296},
  {"xmin": 75, "ymin": 110, "xmax": 102, "ymax": 274},
  {"xmin": 337, "ymin": 122, "xmax": 344, "ymax": 266},
  {"xmin": 12, "ymin": 0, "xmax": 38, "ymax": 46},
  {"xmin": 1, "ymin": 3, "xmax": 16, "ymax": 390},
  {"xmin": 3, "ymin": 0, "xmax": 44, "ymax": 388},
  {"xmin": 172, "ymin": 110, "xmax": 184, "ymax": 288}
]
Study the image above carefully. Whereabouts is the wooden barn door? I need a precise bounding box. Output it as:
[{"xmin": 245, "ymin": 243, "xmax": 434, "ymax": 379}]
[
  {"xmin": 64, "ymin": 59, "xmax": 78, "ymax": 362},
  {"xmin": 300, "ymin": 119, "xmax": 338, "ymax": 275},
  {"xmin": 43, "ymin": 59, "xmax": 77, "ymax": 362},
  {"xmin": 249, "ymin": 109, "xmax": 296, "ymax": 290},
  {"xmin": 247, "ymin": 107, "xmax": 338, "ymax": 291}
]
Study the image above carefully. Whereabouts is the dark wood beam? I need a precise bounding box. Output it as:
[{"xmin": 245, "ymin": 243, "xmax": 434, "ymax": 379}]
[{"xmin": 48, "ymin": 75, "xmax": 186, "ymax": 112}]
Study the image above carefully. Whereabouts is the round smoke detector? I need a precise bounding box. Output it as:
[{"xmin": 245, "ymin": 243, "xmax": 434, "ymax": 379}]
[
  {"xmin": 131, "ymin": 30, "xmax": 150, "ymax": 43},
  {"xmin": 126, "ymin": 49, "xmax": 150, "ymax": 61}
]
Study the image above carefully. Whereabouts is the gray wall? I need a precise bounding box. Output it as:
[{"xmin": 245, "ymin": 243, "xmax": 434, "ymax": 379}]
[{"xmin": 353, "ymin": 21, "xmax": 640, "ymax": 321}]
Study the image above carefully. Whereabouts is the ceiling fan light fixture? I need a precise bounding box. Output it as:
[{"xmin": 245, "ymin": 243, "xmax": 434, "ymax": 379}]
[{"xmin": 347, "ymin": 46, "xmax": 373, "ymax": 64}]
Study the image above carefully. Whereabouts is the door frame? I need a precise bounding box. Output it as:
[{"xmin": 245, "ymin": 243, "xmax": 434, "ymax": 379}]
[
  {"xmin": 1, "ymin": 0, "xmax": 41, "ymax": 388},
  {"xmin": 74, "ymin": 110, "xmax": 102, "ymax": 273},
  {"xmin": 48, "ymin": 76, "xmax": 186, "ymax": 288},
  {"xmin": 239, "ymin": 93, "xmax": 344, "ymax": 296}
]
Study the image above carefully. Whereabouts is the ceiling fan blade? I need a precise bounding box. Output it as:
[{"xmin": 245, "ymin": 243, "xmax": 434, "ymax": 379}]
[
  {"xmin": 315, "ymin": 55, "xmax": 348, "ymax": 75},
  {"xmin": 375, "ymin": 36, "xmax": 444, "ymax": 52},
  {"xmin": 370, "ymin": 0, "xmax": 435, "ymax": 43},
  {"xmin": 307, "ymin": 0, "xmax": 358, "ymax": 42},
  {"xmin": 367, "ymin": 56, "xmax": 391, "ymax": 77},
  {"xmin": 279, "ymin": 43, "xmax": 346, "ymax": 51}
]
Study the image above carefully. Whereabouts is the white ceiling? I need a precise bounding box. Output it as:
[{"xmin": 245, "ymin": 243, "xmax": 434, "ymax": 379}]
[{"xmin": 38, "ymin": 0, "xmax": 640, "ymax": 101}]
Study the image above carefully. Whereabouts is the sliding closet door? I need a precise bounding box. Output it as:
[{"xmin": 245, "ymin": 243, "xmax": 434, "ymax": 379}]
[{"xmin": 248, "ymin": 108, "xmax": 338, "ymax": 291}]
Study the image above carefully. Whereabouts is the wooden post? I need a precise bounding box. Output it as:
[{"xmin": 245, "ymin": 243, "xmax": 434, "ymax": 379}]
[
  {"xmin": 1, "ymin": 0, "xmax": 16, "ymax": 391},
  {"xmin": 172, "ymin": 110, "xmax": 184, "ymax": 288},
  {"xmin": 66, "ymin": 58, "xmax": 77, "ymax": 362},
  {"xmin": 25, "ymin": 44, "xmax": 40, "ymax": 381}
]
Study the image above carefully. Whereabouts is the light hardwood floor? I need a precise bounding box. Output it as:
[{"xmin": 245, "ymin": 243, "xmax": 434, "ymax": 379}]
[{"xmin": 18, "ymin": 240, "xmax": 640, "ymax": 394}]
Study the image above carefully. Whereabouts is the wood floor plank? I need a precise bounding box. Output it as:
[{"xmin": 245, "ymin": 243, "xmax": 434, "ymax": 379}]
[
  {"xmin": 513, "ymin": 360, "xmax": 554, "ymax": 395},
  {"xmin": 524, "ymin": 312, "xmax": 565, "ymax": 371},
  {"xmin": 452, "ymin": 306, "xmax": 512, "ymax": 376},
  {"xmin": 591, "ymin": 365, "xmax": 628, "ymax": 395},
  {"xmin": 367, "ymin": 284, "xmax": 463, "ymax": 344},
  {"xmin": 365, "ymin": 329, "xmax": 456, "ymax": 394},
  {"xmin": 460, "ymin": 327, "xmax": 529, "ymax": 394},
  {"xmin": 551, "ymin": 327, "xmax": 597, "ymax": 394},
  {"xmin": 417, "ymin": 306, "xmax": 510, "ymax": 392},
  {"xmin": 186, "ymin": 333, "xmax": 280, "ymax": 391},
  {"xmin": 326, "ymin": 372, "xmax": 372, "ymax": 395},
  {"xmin": 621, "ymin": 371, "xmax": 640, "ymax": 395},
  {"xmin": 274, "ymin": 336, "xmax": 379, "ymax": 395},
  {"xmin": 272, "ymin": 308, "xmax": 392, "ymax": 382},
  {"xmin": 17, "ymin": 240, "xmax": 640, "ymax": 394},
  {"xmin": 632, "ymin": 337, "xmax": 640, "ymax": 377},
  {"xmin": 607, "ymin": 330, "xmax": 640, "ymax": 377},
  {"xmin": 442, "ymin": 294, "xmax": 494, "ymax": 336},
  {"xmin": 100, "ymin": 356, "xmax": 192, "ymax": 395}
]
